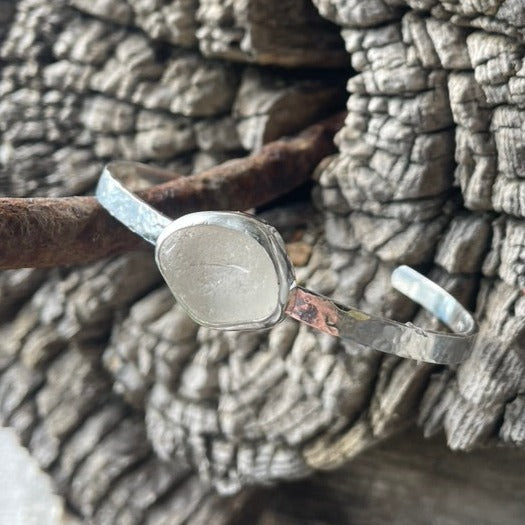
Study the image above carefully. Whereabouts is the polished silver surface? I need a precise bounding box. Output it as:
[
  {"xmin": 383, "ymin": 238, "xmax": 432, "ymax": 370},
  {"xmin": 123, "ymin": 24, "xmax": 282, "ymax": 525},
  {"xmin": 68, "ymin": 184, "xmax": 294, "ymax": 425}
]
[
  {"xmin": 96, "ymin": 162, "xmax": 171, "ymax": 245},
  {"xmin": 285, "ymin": 282, "xmax": 477, "ymax": 365},
  {"xmin": 95, "ymin": 162, "xmax": 478, "ymax": 364}
]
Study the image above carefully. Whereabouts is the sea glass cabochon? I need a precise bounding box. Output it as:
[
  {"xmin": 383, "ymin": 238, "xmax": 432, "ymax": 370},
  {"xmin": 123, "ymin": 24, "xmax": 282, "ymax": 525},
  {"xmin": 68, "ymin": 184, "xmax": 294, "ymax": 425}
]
[{"xmin": 155, "ymin": 216, "xmax": 288, "ymax": 329}]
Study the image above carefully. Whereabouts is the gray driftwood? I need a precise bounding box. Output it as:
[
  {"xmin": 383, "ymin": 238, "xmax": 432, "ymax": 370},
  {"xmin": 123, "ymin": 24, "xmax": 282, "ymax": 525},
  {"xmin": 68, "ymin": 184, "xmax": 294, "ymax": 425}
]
[{"xmin": 1, "ymin": 1, "xmax": 525, "ymax": 524}]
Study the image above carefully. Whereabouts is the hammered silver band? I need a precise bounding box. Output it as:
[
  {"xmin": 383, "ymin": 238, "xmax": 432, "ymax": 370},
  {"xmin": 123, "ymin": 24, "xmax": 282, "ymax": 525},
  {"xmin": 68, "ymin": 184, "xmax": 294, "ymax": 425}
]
[
  {"xmin": 96, "ymin": 162, "xmax": 478, "ymax": 365},
  {"xmin": 97, "ymin": 162, "xmax": 172, "ymax": 244}
]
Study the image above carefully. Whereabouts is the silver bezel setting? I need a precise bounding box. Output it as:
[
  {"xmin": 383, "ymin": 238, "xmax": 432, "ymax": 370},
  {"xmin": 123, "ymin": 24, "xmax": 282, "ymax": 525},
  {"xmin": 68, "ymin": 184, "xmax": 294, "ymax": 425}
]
[{"xmin": 155, "ymin": 211, "xmax": 296, "ymax": 330}]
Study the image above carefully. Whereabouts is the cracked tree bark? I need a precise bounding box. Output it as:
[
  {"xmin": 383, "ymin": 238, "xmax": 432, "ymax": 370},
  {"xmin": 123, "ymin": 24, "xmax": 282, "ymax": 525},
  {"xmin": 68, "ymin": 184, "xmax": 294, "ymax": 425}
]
[{"xmin": 1, "ymin": 1, "xmax": 525, "ymax": 524}]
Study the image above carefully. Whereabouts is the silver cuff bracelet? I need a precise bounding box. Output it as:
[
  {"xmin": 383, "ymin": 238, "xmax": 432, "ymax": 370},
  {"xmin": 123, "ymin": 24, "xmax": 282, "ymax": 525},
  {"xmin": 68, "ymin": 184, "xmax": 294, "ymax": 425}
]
[{"xmin": 96, "ymin": 162, "xmax": 477, "ymax": 364}]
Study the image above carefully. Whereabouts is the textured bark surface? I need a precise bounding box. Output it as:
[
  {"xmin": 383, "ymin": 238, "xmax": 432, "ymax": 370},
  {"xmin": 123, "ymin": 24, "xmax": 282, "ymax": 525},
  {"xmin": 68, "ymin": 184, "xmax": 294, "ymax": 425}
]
[
  {"xmin": 1, "ymin": 0, "xmax": 525, "ymax": 524},
  {"xmin": 311, "ymin": 0, "xmax": 525, "ymax": 460},
  {"xmin": 259, "ymin": 426, "xmax": 525, "ymax": 525}
]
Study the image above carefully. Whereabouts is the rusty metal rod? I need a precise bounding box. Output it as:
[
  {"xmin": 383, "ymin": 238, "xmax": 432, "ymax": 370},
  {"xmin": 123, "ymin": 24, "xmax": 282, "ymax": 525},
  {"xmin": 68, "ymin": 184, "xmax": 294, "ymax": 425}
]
[{"xmin": 0, "ymin": 112, "xmax": 345, "ymax": 269}]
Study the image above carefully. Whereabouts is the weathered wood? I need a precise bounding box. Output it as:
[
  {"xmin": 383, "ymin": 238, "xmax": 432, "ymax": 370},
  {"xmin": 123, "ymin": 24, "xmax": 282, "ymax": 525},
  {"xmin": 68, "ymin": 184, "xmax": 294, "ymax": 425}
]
[
  {"xmin": 2, "ymin": 0, "xmax": 525, "ymax": 524},
  {"xmin": 263, "ymin": 426, "xmax": 525, "ymax": 525},
  {"xmin": 0, "ymin": 251, "xmax": 257, "ymax": 523},
  {"xmin": 312, "ymin": 0, "xmax": 525, "ymax": 463},
  {"xmin": 69, "ymin": 0, "xmax": 347, "ymax": 67},
  {"xmin": 1, "ymin": 2, "xmax": 345, "ymax": 198},
  {"xmin": 195, "ymin": 0, "xmax": 347, "ymax": 67}
]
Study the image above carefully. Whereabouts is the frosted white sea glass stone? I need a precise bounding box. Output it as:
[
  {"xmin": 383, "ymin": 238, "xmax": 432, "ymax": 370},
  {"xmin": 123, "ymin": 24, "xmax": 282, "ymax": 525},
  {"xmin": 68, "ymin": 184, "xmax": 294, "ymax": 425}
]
[{"xmin": 156, "ymin": 224, "xmax": 280, "ymax": 327}]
